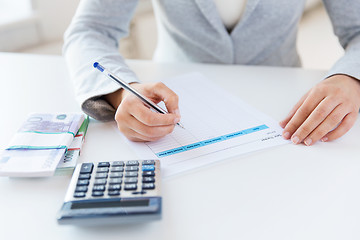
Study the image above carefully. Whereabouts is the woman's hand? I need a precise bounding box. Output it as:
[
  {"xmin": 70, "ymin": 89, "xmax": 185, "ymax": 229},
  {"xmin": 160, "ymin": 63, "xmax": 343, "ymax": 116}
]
[
  {"xmin": 280, "ymin": 74, "xmax": 360, "ymax": 146},
  {"xmin": 105, "ymin": 82, "xmax": 181, "ymax": 142}
]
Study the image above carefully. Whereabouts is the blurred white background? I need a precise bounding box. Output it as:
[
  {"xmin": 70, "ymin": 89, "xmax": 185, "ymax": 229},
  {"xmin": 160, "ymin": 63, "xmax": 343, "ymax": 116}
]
[{"xmin": 0, "ymin": 0, "xmax": 343, "ymax": 70}]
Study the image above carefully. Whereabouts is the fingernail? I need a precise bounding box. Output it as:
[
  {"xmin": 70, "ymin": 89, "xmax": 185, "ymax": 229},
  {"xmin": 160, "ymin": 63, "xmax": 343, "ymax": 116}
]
[
  {"xmin": 321, "ymin": 137, "xmax": 328, "ymax": 142},
  {"xmin": 304, "ymin": 138, "xmax": 312, "ymax": 146},
  {"xmin": 174, "ymin": 118, "xmax": 180, "ymax": 124},
  {"xmin": 283, "ymin": 132, "xmax": 290, "ymax": 139},
  {"xmin": 291, "ymin": 136, "xmax": 299, "ymax": 144},
  {"xmin": 174, "ymin": 109, "xmax": 180, "ymax": 116}
]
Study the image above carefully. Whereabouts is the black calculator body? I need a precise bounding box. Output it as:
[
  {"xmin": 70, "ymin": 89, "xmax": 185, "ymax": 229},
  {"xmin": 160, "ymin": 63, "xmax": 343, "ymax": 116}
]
[{"xmin": 57, "ymin": 160, "xmax": 161, "ymax": 225}]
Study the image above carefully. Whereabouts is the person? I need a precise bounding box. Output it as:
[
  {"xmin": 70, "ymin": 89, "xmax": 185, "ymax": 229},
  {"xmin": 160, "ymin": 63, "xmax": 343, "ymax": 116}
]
[{"xmin": 63, "ymin": 0, "xmax": 360, "ymax": 145}]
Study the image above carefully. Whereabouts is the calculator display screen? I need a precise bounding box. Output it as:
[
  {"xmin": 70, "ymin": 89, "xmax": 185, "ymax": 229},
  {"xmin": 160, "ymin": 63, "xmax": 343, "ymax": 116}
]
[{"xmin": 71, "ymin": 200, "xmax": 150, "ymax": 209}]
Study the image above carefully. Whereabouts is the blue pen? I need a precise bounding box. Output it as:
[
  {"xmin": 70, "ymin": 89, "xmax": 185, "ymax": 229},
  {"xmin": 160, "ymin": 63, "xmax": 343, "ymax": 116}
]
[{"xmin": 93, "ymin": 62, "xmax": 184, "ymax": 129}]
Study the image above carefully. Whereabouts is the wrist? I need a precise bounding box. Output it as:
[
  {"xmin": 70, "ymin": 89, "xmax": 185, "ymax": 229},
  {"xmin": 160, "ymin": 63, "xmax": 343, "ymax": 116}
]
[
  {"xmin": 103, "ymin": 82, "xmax": 141, "ymax": 109},
  {"xmin": 104, "ymin": 89, "xmax": 123, "ymax": 109}
]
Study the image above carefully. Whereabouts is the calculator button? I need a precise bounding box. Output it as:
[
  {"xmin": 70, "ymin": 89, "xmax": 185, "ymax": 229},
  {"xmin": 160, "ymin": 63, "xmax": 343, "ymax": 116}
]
[
  {"xmin": 80, "ymin": 163, "xmax": 93, "ymax": 174},
  {"xmin": 142, "ymin": 165, "xmax": 155, "ymax": 171},
  {"xmin": 108, "ymin": 190, "xmax": 120, "ymax": 196},
  {"xmin": 132, "ymin": 191, "xmax": 147, "ymax": 195},
  {"xmin": 108, "ymin": 178, "xmax": 122, "ymax": 184},
  {"xmin": 142, "ymin": 171, "xmax": 155, "ymax": 177},
  {"xmin": 97, "ymin": 162, "xmax": 110, "ymax": 167},
  {"xmin": 95, "ymin": 173, "xmax": 108, "ymax": 179},
  {"xmin": 75, "ymin": 186, "xmax": 88, "ymax": 192},
  {"xmin": 109, "ymin": 172, "xmax": 123, "ymax": 178},
  {"xmin": 74, "ymin": 192, "xmax": 86, "ymax": 198},
  {"xmin": 96, "ymin": 167, "xmax": 109, "ymax": 173},
  {"xmin": 126, "ymin": 160, "xmax": 139, "ymax": 166},
  {"xmin": 124, "ymin": 184, "xmax": 137, "ymax": 191},
  {"xmin": 125, "ymin": 172, "xmax": 138, "ymax": 178},
  {"xmin": 142, "ymin": 183, "xmax": 155, "ymax": 190},
  {"xmin": 125, "ymin": 166, "xmax": 138, "ymax": 172},
  {"xmin": 77, "ymin": 179, "xmax": 89, "ymax": 186},
  {"xmin": 108, "ymin": 184, "xmax": 121, "ymax": 191},
  {"xmin": 92, "ymin": 191, "xmax": 104, "ymax": 197},
  {"xmin": 94, "ymin": 179, "xmax": 107, "ymax": 185},
  {"xmin": 142, "ymin": 177, "xmax": 155, "ymax": 183},
  {"xmin": 93, "ymin": 185, "xmax": 106, "ymax": 191},
  {"xmin": 124, "ymin": 177, "xmax": 138, "ymax": 184},
  {"xmin": 111, "ymin": 161, "xmax": 124, "ymax": 167},
  {"xmin": 78, "ymin": 173, "xmax": 91, "ymax": 179},
  {"xmin": 111, "ymin": 167, "xmax": 124, "ymax": 172},
  {"xmin": 142, "ymin": 160, "xmax": 155, "ymax": 165}
]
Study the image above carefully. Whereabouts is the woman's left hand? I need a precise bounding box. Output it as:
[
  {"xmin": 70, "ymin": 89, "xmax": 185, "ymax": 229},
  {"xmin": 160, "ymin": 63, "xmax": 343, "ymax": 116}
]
[{"xmin": 280, "ymin": 74, "xmax": 360, "ymax": 146}]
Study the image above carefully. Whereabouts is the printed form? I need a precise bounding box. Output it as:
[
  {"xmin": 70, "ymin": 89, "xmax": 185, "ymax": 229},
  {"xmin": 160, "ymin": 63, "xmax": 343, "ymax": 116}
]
[{"xmin": 121, "ymin": 73, "xmax": 288, "ymax": 177}]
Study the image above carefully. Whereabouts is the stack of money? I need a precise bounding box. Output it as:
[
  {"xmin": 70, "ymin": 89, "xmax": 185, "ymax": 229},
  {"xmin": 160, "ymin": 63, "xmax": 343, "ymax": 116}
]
[
  {"xmin": 0, "ymin": 113, "xmax": 85, "ymax": 177},
  {"xmin": 55, "ymin": 116, "xmax": 89, "ymax": 175}
]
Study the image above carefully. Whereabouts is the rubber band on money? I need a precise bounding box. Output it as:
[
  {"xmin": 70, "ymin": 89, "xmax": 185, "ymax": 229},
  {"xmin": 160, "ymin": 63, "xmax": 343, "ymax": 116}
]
[
  {"xmin": 6, "ymin": 145, "xmax": 68, "ymax": 151},
  {"xmin": 22, "ymin": 131, "xmax": 75, "ymax": 137}
]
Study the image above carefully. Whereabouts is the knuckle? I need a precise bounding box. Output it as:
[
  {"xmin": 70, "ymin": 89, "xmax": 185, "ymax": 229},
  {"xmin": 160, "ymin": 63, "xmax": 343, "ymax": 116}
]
[
  {"xmin": 142, "ymin": 127, "xmax": 157, "ymax": 137},
  {"xmin": 315, "ymin": 108, "xmax": 328, "ymax": 119},
  {"xmin": 315, "ymin": 128, "xmax": 328, "ymax": 138},
  {"xmin": 314, "ymin": 84, "xmax": 328, "ymax": 95},
  {"xmin": 154, "ymin": 82, "xmax": 166, "ymax": 89},
  {"xmin": 141, "ymin": 113, "xmax": 156, "ymax": 126},
  {"xmin": 284, "ymin": 121, "xmax": 298, "ymax": 132},
  {"xmin": 169, "ymin": 93, "xmax": 179, "ymax": 102},
  {"xmin": 329, "ymin": 112, "xmax": 342, "ymax": 125},
  {"xmin": 299, "ymin": 124, "xmax": 312, "ymax": 135},
  {"xmin": 297, "ymin": 107, "xmax": 311, "ymax": 117}
]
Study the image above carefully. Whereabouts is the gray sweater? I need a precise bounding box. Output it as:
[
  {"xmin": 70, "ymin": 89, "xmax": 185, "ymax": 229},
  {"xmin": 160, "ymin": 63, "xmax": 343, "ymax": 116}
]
[{"xmin": 63, "ymin": 0, "xmax": 360, "ymax": 121}]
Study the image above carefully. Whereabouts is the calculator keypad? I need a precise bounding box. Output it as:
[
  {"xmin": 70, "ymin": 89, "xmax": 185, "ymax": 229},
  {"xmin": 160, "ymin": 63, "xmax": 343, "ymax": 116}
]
[{"xmin": 72, "ymin": 160, "xmax": 159, "ymax": 199}]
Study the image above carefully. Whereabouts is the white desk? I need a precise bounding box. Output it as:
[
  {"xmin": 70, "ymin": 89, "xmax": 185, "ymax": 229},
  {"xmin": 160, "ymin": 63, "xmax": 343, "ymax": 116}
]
[{"xmin": 1, "ymin": 53, "xmax": 359, "ymax": 240}]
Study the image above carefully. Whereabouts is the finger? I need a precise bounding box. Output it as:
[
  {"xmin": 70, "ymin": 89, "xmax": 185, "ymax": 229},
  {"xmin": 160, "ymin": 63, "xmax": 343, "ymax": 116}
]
[
  {"xmin": 280, "ymin": 92, "xmax": 308, "ymax": 129},
  {"xmin": 120, "ymin": 126, "xmax": 163, "ymax": 142},
  {"xmin": 302, "ymin": 104, "xmax": 348, "ymax": 146},
  {"xmin": 291, "ymin": 97, "xmax": 340, "ymax": 144},
  {"xmin": 125, "ymin": 97, "xmax": 180, "ymax": 127},
  {"xmin": 282, "ymin": 92, "xmax": 324, "ymax": 142},
  {"xmin": 124, "ymin": 113, "xmax": 176, "ymax": 138},
  {"xmin": 321, "ymin": 112, "xmax": 358, "ymax": 142},
  {"xmin": 147, "ymin": 82, "xmax": 180, "ymax": 115}
]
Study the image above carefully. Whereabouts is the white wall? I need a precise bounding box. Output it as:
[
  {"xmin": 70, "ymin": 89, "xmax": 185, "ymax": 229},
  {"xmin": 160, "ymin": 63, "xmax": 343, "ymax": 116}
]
[
  {"xmin": 31, "ymin": 0, "xmax": 80, "ymax": 42},
  {"xmin": 0, "ymin": 0, "xmax": 80, "ymax": 51}
]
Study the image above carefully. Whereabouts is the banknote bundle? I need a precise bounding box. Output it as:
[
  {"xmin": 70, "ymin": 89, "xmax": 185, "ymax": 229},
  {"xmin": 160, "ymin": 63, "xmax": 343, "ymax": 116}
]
[
  {"xmin": 55, "ymin": 116, "xmax": 89, "ymax": 175},
  {"xmin": 0, "ymin": 113, "xmax": 87, "ymax": 177}
]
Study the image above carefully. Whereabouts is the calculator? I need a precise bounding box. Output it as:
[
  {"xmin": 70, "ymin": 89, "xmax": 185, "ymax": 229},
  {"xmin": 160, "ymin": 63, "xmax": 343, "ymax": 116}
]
[{"xmin": 57, "ymin": 160, "xmax": 161, "ymax": 225}]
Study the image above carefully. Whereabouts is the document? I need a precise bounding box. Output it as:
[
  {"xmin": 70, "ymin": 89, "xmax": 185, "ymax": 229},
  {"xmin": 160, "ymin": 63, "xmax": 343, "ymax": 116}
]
[{"xmin": 121, "ymin": 73, "xmax": 288, "ymax": 177}]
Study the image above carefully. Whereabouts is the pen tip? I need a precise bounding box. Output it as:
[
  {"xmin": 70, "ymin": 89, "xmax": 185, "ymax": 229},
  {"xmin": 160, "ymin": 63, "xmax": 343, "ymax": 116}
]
[{"xmin": 177, "ymin": 122, "xmax": 185, "ymax": 129}]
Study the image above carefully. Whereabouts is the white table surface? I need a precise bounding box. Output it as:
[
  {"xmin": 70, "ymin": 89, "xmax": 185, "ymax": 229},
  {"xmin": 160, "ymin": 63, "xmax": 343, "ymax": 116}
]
[{"xmin": 0, "ymin": 53, "xmax": 359, "ymax": 240}]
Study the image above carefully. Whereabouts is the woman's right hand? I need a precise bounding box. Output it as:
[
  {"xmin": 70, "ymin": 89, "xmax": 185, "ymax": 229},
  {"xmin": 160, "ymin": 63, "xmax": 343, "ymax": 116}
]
[{"xmin": 105, "ymin": 82, "xmax": 181, "ymax": 142}]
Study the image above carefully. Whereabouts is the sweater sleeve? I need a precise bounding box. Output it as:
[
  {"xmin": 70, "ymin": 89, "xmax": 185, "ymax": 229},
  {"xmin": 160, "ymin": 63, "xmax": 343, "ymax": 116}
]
[
  {"xmin": 323, "ymin": 0, "xmax": 360, "ymax": 80},
  {"xmin": 63, "ymin": 0, "xmax": 140, "ymax": 121}
]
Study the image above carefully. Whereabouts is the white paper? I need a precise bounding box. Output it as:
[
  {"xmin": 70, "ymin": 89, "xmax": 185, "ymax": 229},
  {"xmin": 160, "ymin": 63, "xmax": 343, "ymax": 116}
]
[
  {"xmin": 7, "ymin": 132, "xmax": 74, "ymax": 150},
  {"xmin": 0, "ymin": 149, "xmax": 66, "ymax": 177},
  {"xmin": 121, "ymin": 73, "xmax": 289, "ymax": 177}
]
